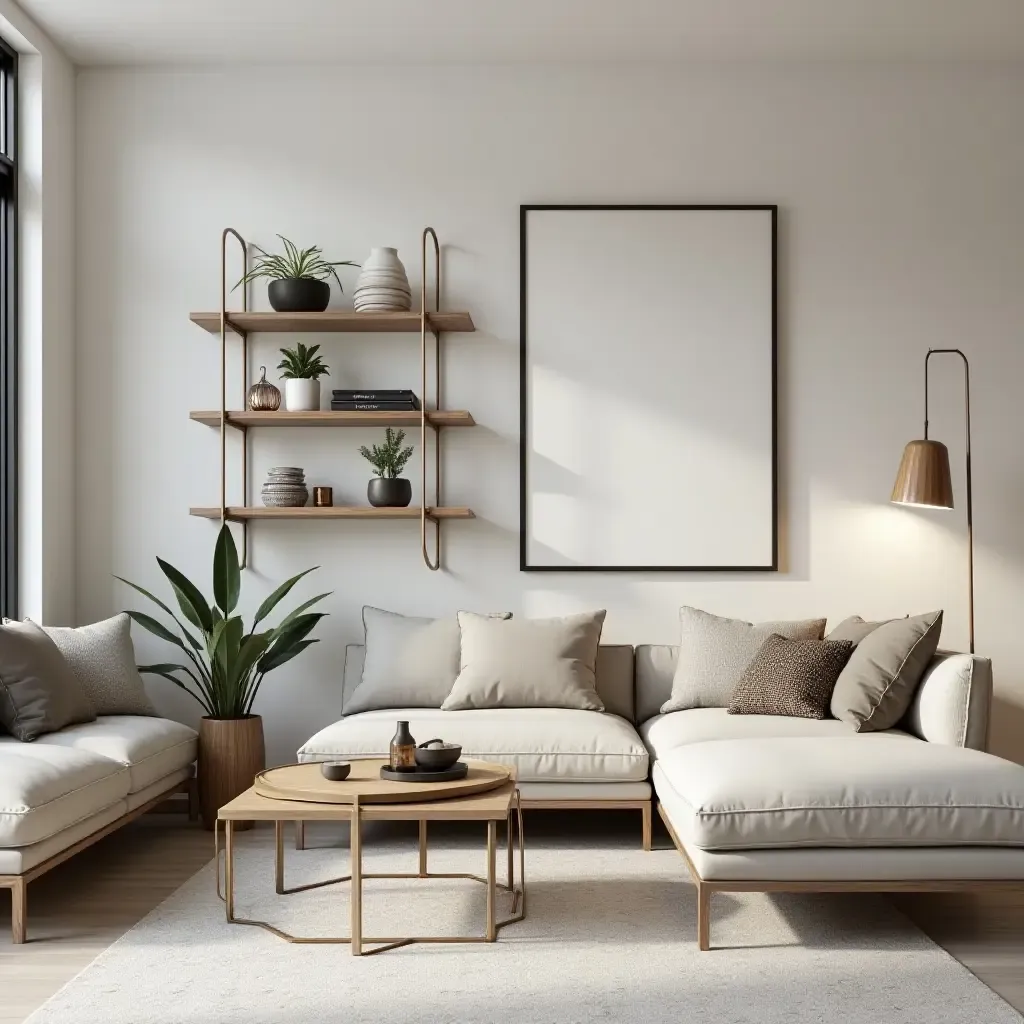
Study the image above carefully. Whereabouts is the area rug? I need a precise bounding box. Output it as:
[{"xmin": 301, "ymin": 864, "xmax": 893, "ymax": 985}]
[{"xmin": 25, "ymin": 824, "xmax": 1021, "ymax": 1024}]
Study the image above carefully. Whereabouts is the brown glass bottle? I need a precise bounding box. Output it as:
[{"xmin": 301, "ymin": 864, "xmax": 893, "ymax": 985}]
[{"xmin": 389, "ymin": 720, "xmax": 417, "ymax": 771}]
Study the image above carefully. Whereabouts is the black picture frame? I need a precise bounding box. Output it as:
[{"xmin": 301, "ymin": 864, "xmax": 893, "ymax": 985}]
[{"xmin": 519, "ymin": 204, "xmax": 778, "ymax": 573}]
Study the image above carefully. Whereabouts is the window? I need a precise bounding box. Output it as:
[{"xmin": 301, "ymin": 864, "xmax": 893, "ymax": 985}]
[{"xmin": 0, "ymin": 38, "xmax": 15, "ymax": 618}]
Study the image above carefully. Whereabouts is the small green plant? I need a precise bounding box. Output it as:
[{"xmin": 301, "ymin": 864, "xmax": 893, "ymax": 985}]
[
  {"xmin": 359, "ymin": 427, "xmax": 414, "ymax": 479},
  {"xmin": 277, "ymin": 342, "xmax": 329, "ymax": 380},
  {"xmin": 117, "ymin": 524, "xmax": 330, "ymax": 719},
  {"xmin": 233, "ymin": 234, "xmax": 358, "ymax": 291}
]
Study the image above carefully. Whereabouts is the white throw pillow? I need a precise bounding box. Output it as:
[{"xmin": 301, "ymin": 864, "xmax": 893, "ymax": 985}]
[
  {"xmin": 661, "ymin": 606, "xmax": 826, "ymax": 712},
  {"xmin": 442, "ymin": 610, "xmax": 606, "ymax": 712},
  {"xmin": 39, "ymin": 613, "xmax": 156, "ymax": 716},
  {"xmin": 343, "ymin": 607, "xmax": 511, "ymax": 716}
]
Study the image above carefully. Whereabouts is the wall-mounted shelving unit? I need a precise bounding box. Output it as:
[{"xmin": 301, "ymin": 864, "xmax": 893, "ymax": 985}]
[{"xmin": 190, "ymin": 226, "xmax": 477, "ymax": 570}]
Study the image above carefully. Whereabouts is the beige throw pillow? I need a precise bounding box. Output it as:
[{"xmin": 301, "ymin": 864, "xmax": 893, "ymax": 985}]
[
  {"xmin": 826, "ymin": 616, "xmax": 892, "ymax": 646},
  {"xmin": 662, "ymin": 607, "xmax": 827, "ymax": 712},
  {"xmin": 0, "ymin": 620, "xmax": 97, "ymax": 741},
  {"xmin": 344, "ymin": 607, "xmax": 511, "ymax": 716},
  {"xmin": 442, "ymin": 610, "xmax": 606, "ymax": 711},
  {"xmin": 40, "ymin": 613, "xmax": 156, "ymax": 716},
  {"xmin": 830, "ymin": 610, "xmax": 943, "ymax": 731}
]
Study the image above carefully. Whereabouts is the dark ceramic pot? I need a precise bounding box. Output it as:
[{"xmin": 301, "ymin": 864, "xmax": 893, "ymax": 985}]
[
  {"xmin": 368, "ymin": 477, "xmax": 412, "ymax": 508},
  {"xmin": 268, "ymin": 278, "xmax": 330, "ymax": 313}
]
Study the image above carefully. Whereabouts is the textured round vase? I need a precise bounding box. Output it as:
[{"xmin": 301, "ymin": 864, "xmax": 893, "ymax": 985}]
[
  {"xmin": 368, "ymin": 477, "xmax": 412, "ymax": 508},
  {"xmin": 284, "ymin": 377, "xmax": 321, "ymax": 411},
  {"xmin": 268, "ymin": 278, "xmax": 331, "ymax": 313},
  {"xmin": 262, "ymin": 467, "xmax": 308, "ymax": 507},
  {"xmin": 354, "ymin": 247, "xmax": 411, "ymax": 312}
]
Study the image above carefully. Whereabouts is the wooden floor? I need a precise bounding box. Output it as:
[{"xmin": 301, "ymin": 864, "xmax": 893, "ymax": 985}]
[{"xmin": 1, "ymin": 816, "xmax": 1023, "ymax": 1021}]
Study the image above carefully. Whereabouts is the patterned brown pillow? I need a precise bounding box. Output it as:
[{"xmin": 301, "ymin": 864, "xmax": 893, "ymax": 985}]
[{"xmin": 728, "ymin": 633, "xmax": 853, "ymax": 719}]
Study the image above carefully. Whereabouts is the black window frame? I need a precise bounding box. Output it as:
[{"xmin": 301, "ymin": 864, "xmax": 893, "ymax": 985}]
[{"xmin": 0, "ymin": 37, "xmax": 16, "ymax": 619}]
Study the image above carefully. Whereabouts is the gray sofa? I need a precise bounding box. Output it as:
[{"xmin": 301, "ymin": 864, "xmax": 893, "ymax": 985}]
[{"xmin": 301, "ymin": 641, "xmax": 1024, "ymax": 948}]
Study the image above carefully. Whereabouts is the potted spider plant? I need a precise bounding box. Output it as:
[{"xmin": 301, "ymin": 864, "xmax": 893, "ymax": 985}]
[
  {"xmin": 234, "ymin": 234, "xmax": 359, "ymax": 313},
  {"xmin": 117, "ymin": 524, "xmax": 330, "ymax": 829},
  {"xmin": 359, "ymin": 427, "xmax": 415, "ymax": 507},
  {"xmin": 278, "ymin": 342, "xmax": 329, "ymax": 411}
]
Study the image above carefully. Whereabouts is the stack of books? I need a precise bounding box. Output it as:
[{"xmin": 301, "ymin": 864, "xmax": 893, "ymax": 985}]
[{"xmin": 330, "ymin": 389, "xmax": 420, "ymax": 412}]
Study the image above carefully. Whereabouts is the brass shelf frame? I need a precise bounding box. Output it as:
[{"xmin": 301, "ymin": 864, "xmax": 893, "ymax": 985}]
[{"xmin": 200, "ymin": 226, "xmax": 470, "ymax": 570}]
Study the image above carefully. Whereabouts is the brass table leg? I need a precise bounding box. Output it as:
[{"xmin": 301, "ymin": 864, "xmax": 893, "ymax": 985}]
[
  {"xmin": 419, "ymin": 820, "xmax": 428, "ymax": 877},
  {"xmin": 225, "ymin": 820, "xmax": 235, "ymax": 922},
  {"xmin": 274, "ymin": 821, "xmax": 284, "ymax": 894},
  {"xmin": 351, "ymin": 798, "xmax": 362, "ymax": 956},
  {"xmin": 506, "ymin": 812, "xmax": 514, "ymax": 889},
  {"xmin": 486, "ymin": 819, "xmax": 497, "ymax": 941}
]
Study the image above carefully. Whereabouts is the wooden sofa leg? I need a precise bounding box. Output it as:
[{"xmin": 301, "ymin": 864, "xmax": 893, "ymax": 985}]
[
  {"xmin": 295, "ymin": 820, "xmax": 306, "ymax": 851},
  {"xmin": 641, "ymin": 802, "xmax": 652, "ymax": 851},
  {"xmin": 697, "ymin": 882, "xmax": 711, "ymax": 951},
  {"xmin": 10, "ymin": 879, "xmax": 26, "ymax": 944}
]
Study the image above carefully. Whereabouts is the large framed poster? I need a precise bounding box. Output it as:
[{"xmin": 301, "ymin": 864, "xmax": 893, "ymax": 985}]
[{"xmin": 520, "ymin": 205, "xmax": 777, "ymax": 571}]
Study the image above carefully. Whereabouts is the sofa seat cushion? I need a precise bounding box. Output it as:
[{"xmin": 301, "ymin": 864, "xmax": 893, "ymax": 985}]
[
  {"xmin": 639, "ymin": 707, "xmax": 904, "ymax": 761},
  {"xmin": 653, "ymin": 736, "xmax": 1024, "ymax": 850},
  {"xmin": 0, "ymin": 740, "xmax": 130, "ymax": 846},
  {"xmin": 35, "ymin": 716, "xmax": 198, "ymax": 793},
  {"xmin": 299, "ymin": 708, "xmax": 649, "ymax": 783}
]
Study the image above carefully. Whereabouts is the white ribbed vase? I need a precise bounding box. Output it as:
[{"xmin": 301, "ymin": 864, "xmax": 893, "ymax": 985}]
[{"xmin": 354, "ymin": 247, "xmax": 412, "ymax": 312}]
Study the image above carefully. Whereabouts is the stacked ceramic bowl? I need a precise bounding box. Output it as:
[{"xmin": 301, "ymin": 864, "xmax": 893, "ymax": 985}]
[
  {"xmin": 353, "ymin": 247, "xmax": 412, "ymax": 312},
  {"xmin": 261, "ymin": 467, "xmax": 308, "ymax": 508}
]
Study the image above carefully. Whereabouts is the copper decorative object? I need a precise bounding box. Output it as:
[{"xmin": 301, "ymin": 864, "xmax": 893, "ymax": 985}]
[
  {"xmin": 313, "ymin": 486, "xmax": 333, "ymax": 507},
  {"xmin": 247, "ymin": 366, "xmax": 282, "ymax": 411}
]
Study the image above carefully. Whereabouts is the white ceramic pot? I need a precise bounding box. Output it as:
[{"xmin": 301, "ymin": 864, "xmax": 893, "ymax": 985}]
[
  {"xmin": 284, "ymin": 378, "xmax": 321, "ymax": 412},
  {"xmin": 354, "ymin": 247, "xmax": 411, "ymax": 312}
]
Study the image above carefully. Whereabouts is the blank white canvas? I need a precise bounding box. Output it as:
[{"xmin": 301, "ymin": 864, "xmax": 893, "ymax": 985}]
[{"xmin": 523, "ymin": 207, "xmax": 775, "ymax": 569}]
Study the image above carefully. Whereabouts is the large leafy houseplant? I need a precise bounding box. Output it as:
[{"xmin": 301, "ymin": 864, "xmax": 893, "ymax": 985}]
[{"xmin": 118, "ymin": 524, "xmax": 329, "ymax": 719}]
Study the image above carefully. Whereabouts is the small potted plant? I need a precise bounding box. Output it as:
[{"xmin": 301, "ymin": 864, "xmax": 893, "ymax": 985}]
[
  {"xmin": 234, "ymin": 234, "xmax": 358, "ymax": 313},
  {"xmin": 359, "ymin": 427, "xmax": 414, "ymax": 507},
  {"xmin": 278, "ymin": 342, "xmax": 329, "ymax": 411}
]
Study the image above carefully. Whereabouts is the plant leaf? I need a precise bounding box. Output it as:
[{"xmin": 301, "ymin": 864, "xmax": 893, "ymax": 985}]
[
  {"xmin": 213, "ymin": 524, "xmax": 241, "ymax": 614},
  {"xmin": 258, "ymin": 638, "xmax": 319, "ymax": 675},
  {"xmin": 127, "ymin": 611, "xmax": 188, "ymax": 649},
  {"xmin": 252, "ymin": 567, "xmax": 318, "ymax": 626},
  {"xmin": 138, "ymin": 664, "xmax": 215, "ymax": 715},
  {"xmin": 114, "ymin": 576, "xmax": 205, "ymax": 653},
  {"xmin": 156, "ymin": 557, "xmax": 213, "ymax": 633}
]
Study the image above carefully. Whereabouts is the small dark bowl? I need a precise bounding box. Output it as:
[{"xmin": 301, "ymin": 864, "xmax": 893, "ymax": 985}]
[
  {"xmin": 320, "ymin": 761, "xmax": 351, "ymax": 782},
  {"xmin": 414, "ymin": 743, "xmax": 462, "ymax": 772}
]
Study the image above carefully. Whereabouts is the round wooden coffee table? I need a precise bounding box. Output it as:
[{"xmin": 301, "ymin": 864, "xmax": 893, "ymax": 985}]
[{"xmin": 215, "ymin": 758, "xmax": 525, "ymax": 955}]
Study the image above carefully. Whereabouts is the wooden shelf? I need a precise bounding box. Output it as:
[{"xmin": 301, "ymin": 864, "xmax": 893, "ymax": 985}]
[
  {"xmin": 189, "ymin": 310, "xmax": 476, "ymax": 335},
  {"xmin": 190, "ymin": 409, "xmax": 475, "ymax": 429},
  {"xmin": 190, "ymin": 506, "xmax": 475, "ymax": 521}
]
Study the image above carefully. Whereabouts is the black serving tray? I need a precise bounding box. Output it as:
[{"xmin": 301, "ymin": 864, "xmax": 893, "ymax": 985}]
[{"xmin": 379, "ymin": 762, "xmax": 469, "ymax": 783}]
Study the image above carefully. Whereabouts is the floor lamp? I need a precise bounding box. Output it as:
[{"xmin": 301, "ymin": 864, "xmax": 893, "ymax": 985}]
[{"xmin": 890, "ymin": 348, "xmax": 974, "ymax": 654}]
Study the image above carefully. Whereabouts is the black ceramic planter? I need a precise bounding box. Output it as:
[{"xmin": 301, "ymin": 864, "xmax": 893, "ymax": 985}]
[
  {"xmin": 368, "ymin": 477, "xmax": 412, "ymax": 508},
  {"xmin": 268, "ymin": 278, "xmax": 330, "ymax": 313}
]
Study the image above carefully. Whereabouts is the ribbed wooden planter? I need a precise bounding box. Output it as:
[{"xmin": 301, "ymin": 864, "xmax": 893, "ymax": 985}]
[{"xmin": 198, "ymin": 715, "xmax": 266, "ymax": 831}]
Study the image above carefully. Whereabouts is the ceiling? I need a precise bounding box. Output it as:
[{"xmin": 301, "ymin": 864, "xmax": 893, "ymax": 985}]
[{"xmin": 16, "ymin": 0, "xmax": 1024, "ymax": 65}]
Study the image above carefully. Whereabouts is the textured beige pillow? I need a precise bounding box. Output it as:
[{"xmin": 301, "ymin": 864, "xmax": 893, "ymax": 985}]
[
  {"xmin": 40, "ymin": 613, "xmax": 156, "ymax": 716},
  {"xmin": 442, "ymin": 610, "xmax": 606, "ymax": 711},
  {"xmin": 0, "ymin": 620, "xmax": 96, "ymax": 741},
  {"xmin": 830, "ymin": 610, "xmax": 943, "ymax": 731},
  {"xmin": 662, "ymin": 607, "xmax": 827, "ymax": 712},
  {"xmin": 344, "ymin": 607, "xmax": 511, "ymax": 716}
]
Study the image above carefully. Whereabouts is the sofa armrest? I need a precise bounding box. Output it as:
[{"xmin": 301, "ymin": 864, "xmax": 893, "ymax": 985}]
[{"xmin": 902, "ymin": 652, "xmax": 992, "ymax": 750}]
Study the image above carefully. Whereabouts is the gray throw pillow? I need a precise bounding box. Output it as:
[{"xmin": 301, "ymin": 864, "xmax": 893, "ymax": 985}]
[
  {"xmin": 827, "ymin": 615, "xmax": 897, "ymax": 646},
  {"xmin": 728, "ymin": 634, "xmax": 853, "ymax": 719},
  {"xmin": 0, "ymin": 620, "xmax": 97, "ymax": 741},
  {"xmin": 344, "ymin": 607, "xmax": 512, "ymax": 716},
  {"xmin": 40, "ymin": 613, "xmax": 156, "ymax": 716},
  {"xmin": 661, "ymin": 607, "xmax": 827, "ymax": 712},
  {"xmin": 442, "ymin": 610, "xmax": 606, "ymax": 711},
  {"xmin": 830, "ymin": 610, "xmax": 943, "ymax": 731}
]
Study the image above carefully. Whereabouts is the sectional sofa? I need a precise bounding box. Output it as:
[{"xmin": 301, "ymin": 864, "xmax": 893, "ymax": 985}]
[
  {"xmin": 300, "ymin": 641, "xmax": 1024, "ymax": 949},
  {"xmin": 0, "ymin": 716, "xmax": 198, "ymax": 943}
]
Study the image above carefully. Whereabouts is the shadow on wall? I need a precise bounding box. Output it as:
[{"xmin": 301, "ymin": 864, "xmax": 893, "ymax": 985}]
[{"xmin": 989, "ymin": 695, "xmax": 1024, "ymax": 763}]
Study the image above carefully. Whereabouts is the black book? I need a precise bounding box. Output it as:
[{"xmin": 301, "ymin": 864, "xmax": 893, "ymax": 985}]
[
  {"xmin": 332, "ymin": 390, "xmax": 420, "ymax": 409},
  {"xmin": 332, "ymin": 389, "xmax": 417, "ymax": 398},
  {"xmin": 331, "ymin": 401, "xmax": 420, "ymax": 411}
]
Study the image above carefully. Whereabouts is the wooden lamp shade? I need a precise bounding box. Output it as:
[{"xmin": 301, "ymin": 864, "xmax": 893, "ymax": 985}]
[{"xmin": 891, "ymin": 439, "xmax": 954, "ymax": 509}]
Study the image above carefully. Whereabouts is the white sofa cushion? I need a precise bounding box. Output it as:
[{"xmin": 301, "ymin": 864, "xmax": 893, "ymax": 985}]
[
  {"xmin": 299, "ymin": 708, "xmax": 649, "ymax": 783},
  {"xmin": 35, "ymin": 716, "xmax": 198, "ymax": 793},
  {"xmin": 0, "ymin": 740, "xmax": 130, "ymax": 846},
  {"xmin": 653, "ymin": 736, "xmax": 1024, "ymax": 850},
  {"xmin": 639, "ymin": 707, "xmax": 914, "ymax": 761}
]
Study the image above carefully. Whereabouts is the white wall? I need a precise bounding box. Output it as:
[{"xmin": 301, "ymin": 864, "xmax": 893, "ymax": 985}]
[
  {"xmin": 0, "ymin": 0, "xmax": 75, "ymax": 625},
  {"xmin": 75, "ymin": 64, "xmax": 1024, "ymax": 766}
]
